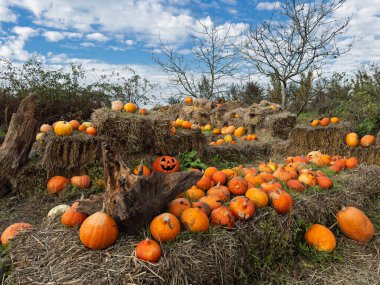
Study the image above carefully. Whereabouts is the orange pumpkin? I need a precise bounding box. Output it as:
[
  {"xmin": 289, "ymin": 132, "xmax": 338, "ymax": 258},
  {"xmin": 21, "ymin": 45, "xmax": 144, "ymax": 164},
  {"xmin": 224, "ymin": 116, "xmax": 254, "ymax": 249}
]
[
  {"xmin": 170, "ymin": 127, "xmax": 177, "ymax": 135},
  {"xmin": 213, "ymin": 128, "xmax": 221, "ymax": 135},
  {"xmin": 54, "ymin": 121, "xmax": 73, "ymax": 136},
  {"xmin": 269, "ymin": 189, "xmax": 293, "ymax": 214},
  {"xmin": 181, "ymin": 121, "xmax": 192, "ymax": 129},
  {"xmin": 345, "ymin": 157, "xmax": 358, "ymax": 169},
  {"xmin": 244, "ymin": 173, "xmax": 263, "ymax": 186},
  {"xmin": 286, "ymin": 180, "xmax": 306, "ymax": 192},
  {"xmin": 330, "ymin": 117, "xmax": 340, "ymax": 123},
  {"xmin": 150, "ymin": 213, "xmax": 180, "ymax": 243},
  {"xmin": 184, "ymin": 186, "xmax": 205, "ymax": 201},
  {"xmin": 229, "ymin": 196, "xmax": 255, "ymax": 220},
  {"xmin": 61, "ymin": 202, "xmax": 87, "ymax": 227},
  {"xmin": 360, "ymin": 135, "xmax": 375, "ymax": 147},
  {"xmin": 79, "ymin": 204, "xmax": 118, "ymax": 250},
  {"xmin": 86, "ymin": 127, "xmax": 97, "ymax": 136},
  {"xmin": 152, "ymin": 156, "xmax": 180, "ymax": 173},
  {"xmin": 221, "ymin": 169, "xmax": 238, "ymax": 179},
  {"xmin": 196, "ymin": 175, "xmax": 212, "ymax": 191},
  {"xmin": 47, "ymin": 176, "xmax": 70, "ymax": 194},
  {"xmin": 319, "ymin": 117, "xmax": 330, "ymax": 126},
  {"xmin": 192, "ymin": 201, "xmax": 212, "ymax": 216},
  {"xmin": 69, "ymin": 120, "xmax": 80, "ymax": 129},
  {"xmin": 204, "ymin": 166, "xmax": 218, "ymax": 177},
  {"xmin": 273, "ymin": 167, "xmax": 292, "ymax": 183},
  {"xmin": 210, "ymin": 206, "xmax": 235, "ymax": 228},
  {"xmin": 70, "ymin": 175, "xmax": 91, "ymax": 189},
  {"xmin": 184, "ymin": 96, "xmax": 193, "ymax": 104},
  {"xmin": 245, "ymin": 188, "xmax": 268, "ymax": 208},
  {"xmin": 40, "ymin": 124, "xmax": 52, "ymax": 133},
  {"xmin": 234, "ymin": 127, "xmax": 246, "ymax": 137},
  {"xmin": 211, "ymin": 171, "xmax": 228, "ymax": 185},
  {"xmin": 139, "ymin": 108, "xmax": 148, "ymax": 115},
  {"xmin": 124, "ymin": 102, "xmax": 138, "ymax": 113},
  {"xmin": 304, "ymin": 224, "xmax": 336, "ymax": 252},
  {"xmin": 198, "ymin": 195, "xmax": 223, "ymax": 210},
  {"xmin": 261, "ymin": 181, "xmax": 282, "ymax": 195},
  {"xmin": 259, "ymin": 172, "xmax": 276, "ymax": 182},
  {"xmin": 1, "ymin": 223, "xmax": 32, "ymax": 245},
  {"xmin": 133, "ymin": 164, "xmax": 151, "ymax": 176},
  {"xmin": 337, "ymin": 206, "xmax": 374, "ymax": 242},
  {"xmin": 228, "ymin": 177, "xmax": 248, "ymax": 195},
  {"xmin": 168, "ymin": 198, "xmax": 191, "ymax": 217},
  {"xmin": 78, "ymin": 124, "xmax": 87, "ymax": 132},
  {"xmin": 180, "ymin": 208, "xmax": 209, "ymax": 233},
  {"xmin": 316, "ymin": 176, "xmax": 333, "ymax": 189},
  {"xmin": 241, "ymin": 168, "xmax": 257, "ymax": 176},
  {"xmin": 298, "ymin": 173, "xmax": 316, "ymax": 187},
  {"xmin": 135, "ymin": 238, "xmax": 162, "ymax": 263},
  {"xmin": 310, "ymin": 119, "xmax": 320, "ymax": 127},
  {"xmin": 258, "ymin": 162, "xmax": 273, "ymax": 173},
  {"xmin": 345, "ymin": 133, "xmax": 358, "ymax": 147},
  {"xmin": 207, "ymin": 183, "xmax": 230, "ymax": 202}
]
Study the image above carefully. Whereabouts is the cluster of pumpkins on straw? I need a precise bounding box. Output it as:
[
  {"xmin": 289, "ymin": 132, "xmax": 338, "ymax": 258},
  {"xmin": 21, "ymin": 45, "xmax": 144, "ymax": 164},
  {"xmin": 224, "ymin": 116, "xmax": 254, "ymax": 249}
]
[
  {"xmin": 345, "ymin": 133, "xmax": 377, "ymax": 147},
  {"xmin": 36, "ymin": 120, "xmax": 97, "ymax": 141},
  {"xmin": 111, "ymin": 101, "xmax": 148, "ymax": 115},
  {"xmin": 310, "ymin": 117, "xmax": 340, "ymax": 126},
  {"xmin": 1, "ymin": 151, "xmax": 374, "ymax": 264}
]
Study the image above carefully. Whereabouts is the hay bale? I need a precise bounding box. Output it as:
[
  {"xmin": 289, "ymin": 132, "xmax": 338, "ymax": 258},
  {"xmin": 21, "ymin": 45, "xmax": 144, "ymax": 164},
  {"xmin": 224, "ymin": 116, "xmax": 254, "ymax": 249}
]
[
  {"xmin": 6, "ymin": 165, "xmax": 380, "ymax": 285},
  {"xmin": 41, "ymin": 134, "xmax": 103, "ymax": 177},
  {"xmin": 257, "ymin": 111, "xmax": 297, "ymax": 140}
]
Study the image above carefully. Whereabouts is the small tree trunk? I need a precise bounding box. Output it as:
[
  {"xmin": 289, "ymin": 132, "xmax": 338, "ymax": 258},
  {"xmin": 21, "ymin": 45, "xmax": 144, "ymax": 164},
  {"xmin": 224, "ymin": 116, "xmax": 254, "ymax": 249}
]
[
  {"xmin": 77, "ymin": 144, "xmax": 203, "ymax": 235},
  {"xmin": 281, "ymin": 81, "xmax": 287, "ymax": 109},
  {"xmin": 0, "ymin": 94, "xmax": 38, "ymax": 197}
]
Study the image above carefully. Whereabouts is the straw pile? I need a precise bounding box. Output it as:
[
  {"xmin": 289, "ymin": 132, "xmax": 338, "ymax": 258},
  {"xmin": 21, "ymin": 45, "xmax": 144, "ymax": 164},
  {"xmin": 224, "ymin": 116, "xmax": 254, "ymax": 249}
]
[
  {"xmin": 6, "ymin": 165, "xmax": 380, "ymax": 285},
  {"xmin": 41, "ymin": 134, "xmax": 103, "ymax": 177}
]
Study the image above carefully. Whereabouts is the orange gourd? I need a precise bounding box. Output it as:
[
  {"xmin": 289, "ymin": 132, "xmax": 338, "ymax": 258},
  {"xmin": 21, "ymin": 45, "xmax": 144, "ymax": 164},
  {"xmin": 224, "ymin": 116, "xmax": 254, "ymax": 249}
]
[
  {"xmin": 135, "ymin": 239, "xmax": 162, "ymax": 263},
  {"xmin": 345, "ymin": 157, "xmax": 358, "ymax": 169},
  {"xmin": 304, "ymin": 224, "xmax": 336, "ymax": 252},
  {"xmin": 47, "ymin": 176, "xmax": 70, "ymax": 194},
  {"xmin": 180, "ymin": 208, "xmax": 209, "ymax": 233},
  {"xmin": 204, "ymin": 167, "xmax": 218, "ymax": 177},
  {"xmin": 207, "ymin": 183, "xmax": 230, "ymax": 202},
  {"xmin": 228, "ymin": 177, "xmax": 248, "ymax": 195},
  {"xmin": 168, "ymin": 198, "xmax": 191, "ymax": 218},
  {"xmin": 212, "ymin": 171, "xmax": 228, "ymax": 185},
  {"xmin": 316, "ymin": 176, "xmax": 333, "ymax": 189},
  {"xmin": 229, "ymin": 196, "xmax": 255, "ymax": 220},
  {"xmin": 184, "ymin": 186, "xmax": 205, "ymax": 201},
  {"xmin": 245, "ymin": 188, "xmax": 268, "ymax": 208},
  {"xmin": 150, "ymin": 213, "xmax": 180, "ymax": 243},
  {"xmin": 269, "ymin": 189, "xmax": 293, "ymax": 214},
  {"xmin": 124, "ymin": 103, "xmax": 138, "ymax": 113},
  {"xmin": 345, "ymin": 133, "xmax": 358, "ymax": 147},
  {"xmin": 196, "ymin": 175, "xmax": 212, "ymax": 190},
  {"xmin": 70, "ymin": 175, "xmax": 91, "ymax": 189},
  {"xmin": 286, "ymin": 180, "xmax": 306, "ymax": 192},
  {"xmin": 360, "ymin": 135, "xmax": 375, "ymax": 147},
  {"xmin": 198, "ymin": 195, "xmax": 223, "ymax": 210},
  {"xmin": 210, "ymin": 206, "xmax": 235, "ymax": 228}
]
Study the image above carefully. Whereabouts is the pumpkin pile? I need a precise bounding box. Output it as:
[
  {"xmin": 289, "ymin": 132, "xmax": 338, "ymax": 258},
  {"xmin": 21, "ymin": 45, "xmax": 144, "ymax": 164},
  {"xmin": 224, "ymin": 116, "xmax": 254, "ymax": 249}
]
[
  {"xmin": 36, "ymin": 120, "xmax": 97, "ymax": 141},
  {"xmin": 310, "ymin": 117, "xmax": 340, "ymax": 127},
  {"xmin": 111, "ymin": 100, "xmax": 148, "ymax": 115},
  {"xmin": 47, "ymin": 174, "xmax": 92, "ymax": 193},
  {"xmin": 345, "ymin": 132, "xmax": 376, "ymax": 147}
]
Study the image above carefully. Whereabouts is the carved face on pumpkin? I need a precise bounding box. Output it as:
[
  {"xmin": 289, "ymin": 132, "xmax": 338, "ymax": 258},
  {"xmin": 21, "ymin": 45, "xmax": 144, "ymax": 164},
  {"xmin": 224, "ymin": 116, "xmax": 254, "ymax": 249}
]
[{"xmin": 152, "ymin": 156, "xmax": 181, "ymax": 173}]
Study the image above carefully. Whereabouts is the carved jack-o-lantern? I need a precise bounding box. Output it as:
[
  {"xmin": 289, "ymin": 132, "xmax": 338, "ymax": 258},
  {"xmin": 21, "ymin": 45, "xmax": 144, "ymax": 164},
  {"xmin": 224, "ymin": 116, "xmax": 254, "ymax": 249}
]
[{"xmin": 152, "ymin": 156, "xmax": 181, "ymax": 173}]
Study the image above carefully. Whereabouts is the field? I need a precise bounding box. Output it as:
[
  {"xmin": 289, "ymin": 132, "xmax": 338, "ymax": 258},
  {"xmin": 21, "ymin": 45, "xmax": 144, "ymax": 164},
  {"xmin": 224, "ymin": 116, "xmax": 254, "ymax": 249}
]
[{"xmin": 0, "ymin": 98, "xmax": 379, "ymax": 285}]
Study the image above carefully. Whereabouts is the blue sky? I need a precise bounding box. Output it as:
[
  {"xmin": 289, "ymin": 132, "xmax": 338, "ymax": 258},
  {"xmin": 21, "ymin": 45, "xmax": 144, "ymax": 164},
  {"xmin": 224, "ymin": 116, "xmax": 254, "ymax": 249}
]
[{"xmin": 0, "ymin": 0, "xmax": 379, "ymax": 102}]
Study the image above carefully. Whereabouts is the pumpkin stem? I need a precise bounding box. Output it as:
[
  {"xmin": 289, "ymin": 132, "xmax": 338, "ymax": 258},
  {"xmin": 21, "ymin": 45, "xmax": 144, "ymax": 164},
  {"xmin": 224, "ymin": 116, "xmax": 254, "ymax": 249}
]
[
  {"xmin": 216, "ymin": 182, "xmax": 220, "ymax": 189},
  {"xmin": 101, "ymin": 202, "xmax": 106, "ymax": 213},
  {"xmin": 163, "ymin": 215, "xmax": 173, "ymax": 229},
  {"xmin": 341, "ymin": 205, "xmax": 346, "ymax": 211},
  {"xmin": 137, "ymin": 161, "xmax": 144, "ymax": 176}
]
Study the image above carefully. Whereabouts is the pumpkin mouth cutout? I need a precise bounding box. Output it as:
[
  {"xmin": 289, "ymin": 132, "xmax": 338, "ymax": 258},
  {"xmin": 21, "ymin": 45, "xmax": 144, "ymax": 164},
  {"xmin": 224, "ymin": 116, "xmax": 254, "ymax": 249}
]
[{"xmin": 160, "ymin": 158, "xmax": 177, "ymax": 172}]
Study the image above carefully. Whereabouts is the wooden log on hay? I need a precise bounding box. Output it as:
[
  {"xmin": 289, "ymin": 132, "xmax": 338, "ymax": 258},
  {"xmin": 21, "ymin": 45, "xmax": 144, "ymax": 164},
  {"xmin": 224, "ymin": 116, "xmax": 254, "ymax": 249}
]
[
  {"xmin": 0, "ymin": 94, "xmax": 38, "ymax": 197},
  {"xmin": 77, "ymin": 144, "xmax": 203, "ymax": 234}
]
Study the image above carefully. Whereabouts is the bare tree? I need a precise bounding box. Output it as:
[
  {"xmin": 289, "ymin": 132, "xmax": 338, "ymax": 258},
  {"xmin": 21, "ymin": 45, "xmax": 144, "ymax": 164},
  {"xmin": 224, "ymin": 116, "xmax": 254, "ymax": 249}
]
[
  {"xmin": 153, "ymin": 18, "xmax": 243, "ymax": 100},
  {"xmin": 244, "ymin": 0, "xmax": 352, "ymax": 109}
]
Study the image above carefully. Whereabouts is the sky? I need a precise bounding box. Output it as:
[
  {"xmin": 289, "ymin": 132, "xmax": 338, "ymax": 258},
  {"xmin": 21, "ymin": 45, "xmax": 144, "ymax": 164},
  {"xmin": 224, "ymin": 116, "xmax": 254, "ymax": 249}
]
[{"xmin": 0, "ymin": 0, "xmax": 379, "ymax": 104}]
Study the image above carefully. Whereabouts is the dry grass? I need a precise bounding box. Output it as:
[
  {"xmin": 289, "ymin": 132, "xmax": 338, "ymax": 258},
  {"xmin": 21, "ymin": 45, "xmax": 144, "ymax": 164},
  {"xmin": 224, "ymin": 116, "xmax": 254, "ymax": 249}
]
[{"xmin": 4, "ymin": 165, "xmax": 379, "ymax": 285}]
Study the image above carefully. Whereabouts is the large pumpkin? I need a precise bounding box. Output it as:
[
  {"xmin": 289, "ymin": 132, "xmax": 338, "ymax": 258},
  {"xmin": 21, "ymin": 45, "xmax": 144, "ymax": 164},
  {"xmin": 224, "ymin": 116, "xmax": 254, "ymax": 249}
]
[
  {"xmin": 336, "ymin": 206, "xmax": 374, "ymax": 242},
  {"xmin": 47, "ymin": 176, "xmax": 70, "ymax": 194},
  {"xmin": 135, "ymin": 239, "xmax": 162, "ymax": 263},
  {"xmin": 150, "ymin": 213, "xmax": 180, "ymax": 243},
  {"xmin": 152, "ymin": 156, "xmax": 180, "ymax": 173},
  {"xmin": 304, "ymin": 224, "xmax": 336, "ymax": 252},
  {"xmin": 1, "ymin": 223, "xmax": 32, "ymax": 245},
  {"xmin": 54, "ymin": 121, "xmax": 73, "ymax": 136},
  {"xmin": 180, "ymin": 208, "xmax": 209, "ymax": 233},
  {"xmin": 79, "ymin": 205, "xmax": 118, "ymax": 250},
  {"xmin": 70, "ymin": 175, "xmax": 91, "ymax": 189}
]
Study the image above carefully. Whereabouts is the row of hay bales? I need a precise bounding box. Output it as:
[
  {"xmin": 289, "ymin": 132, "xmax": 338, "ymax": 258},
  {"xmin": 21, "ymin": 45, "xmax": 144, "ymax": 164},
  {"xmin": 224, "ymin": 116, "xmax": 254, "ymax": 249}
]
[
  {"xmin": 6, "ymin": 165, "xmax": 380, "ymax": 285},
  {"xmin": 287, "ymin": 124, "xmax": 380, "ymax": 166}
]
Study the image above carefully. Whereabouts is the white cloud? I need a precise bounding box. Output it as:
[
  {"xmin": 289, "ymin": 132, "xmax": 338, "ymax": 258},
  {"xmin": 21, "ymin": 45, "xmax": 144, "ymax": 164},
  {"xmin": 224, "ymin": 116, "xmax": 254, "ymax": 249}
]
[
  {"xmin": 0, "ymin": 0, "xmax": 17, "ymax": 22},
  {"xmin": 43, "ymin": 31, "xmax": 82, "ymax": 42},
  {"xmin": 256, "ymin": 1, "xmax": 280, "ymax": 11},
  {"xmin": 125, "ymin": 40, "xmax": 135, "ymax": 46},
  {"xmin": 86, "ymin": 32, "xmax": 109, "ymax": 42},
  {"xmin": 0, "ymin": 26, "xmax": 38, "ymax": 61}
]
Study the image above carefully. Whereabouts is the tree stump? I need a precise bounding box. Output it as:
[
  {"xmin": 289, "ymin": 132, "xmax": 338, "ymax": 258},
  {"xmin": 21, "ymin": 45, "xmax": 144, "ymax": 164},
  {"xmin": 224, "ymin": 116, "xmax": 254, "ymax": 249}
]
[
  {"xmin": 0, "ymin": 94, "xmax": 38, "ymax": 197},
  {"xmin": 77, "ymin": 144, "xmax": 203, "ymax": 234}
]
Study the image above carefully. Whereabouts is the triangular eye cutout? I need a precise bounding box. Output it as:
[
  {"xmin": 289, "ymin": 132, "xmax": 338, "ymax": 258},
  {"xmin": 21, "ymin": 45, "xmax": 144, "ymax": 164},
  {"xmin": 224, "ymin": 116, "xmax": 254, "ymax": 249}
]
[
  {"xmin": 160, "ymin": 157, "xmax": 166, "ymax": 162},
  {"xmin": 171, "ymin": 157, "xmax": 176, "ymax": 163}
]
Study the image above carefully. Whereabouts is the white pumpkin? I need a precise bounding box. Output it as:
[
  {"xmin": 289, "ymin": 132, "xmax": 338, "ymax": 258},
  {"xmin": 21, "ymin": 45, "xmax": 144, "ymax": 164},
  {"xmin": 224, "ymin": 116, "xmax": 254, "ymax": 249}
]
[
  {"xmin": 111, "ymin": 100, "xmax": 124, "ymax": 111},
  {"xmin": 48, "ymin": 205, "xmax": 70, "ymax": 219},
  {"xmin": 36, "ymin": 132, "xmax": 45, "ymax": 142},
  {"xmin": 82, "ymin": 122, "xmax": 93, "ymax": 128}
]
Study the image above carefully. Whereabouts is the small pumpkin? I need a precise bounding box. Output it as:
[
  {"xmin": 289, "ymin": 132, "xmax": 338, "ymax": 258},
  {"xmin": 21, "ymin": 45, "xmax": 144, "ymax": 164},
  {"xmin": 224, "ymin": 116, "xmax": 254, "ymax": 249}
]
[
  {"xmin": 139, "ymin": 108, "xmax": 148, "ymax": 115},
  {"xmin": 181, "ymin": 121, "xmax": 192, "ymax": 129},
  {"xmin": 86, "ymin": 127, "xmax": 97, "ymax": 136},
  {"xmin": 310, "ymin": 119, "xmax": 319, "ymax": 127},
  {"xmin": 35, "ymin": 132, "xmax": 45, "ymax": 142},
  {"xmin": 330, "ymin": 117, "xmax": 340, "ymax": 123},
  {"xmin": 260, "ymin": 181, "xmax": 282, "ymax": 195},
  {"xmin": 47, "ymin": 176, "xmax": 70, "ymax": 194},
  {"xmin": 40, "ymin": 124, "xmax": 52, "ymax": 133},
  {"xmin": 184, "ymin": 186, "xmax": 205, "ymax": 201},
  {"xmin": 229, "ymin": 196, "xmax": 255, "ymax": 220},
  {"xmin": 192, "ymin": 201, "xmax": 212, "ymax": 216},
  {"xmin": 204, "ymin": 166, "xmax": 218, "ymax": 177},
  {"xmin": 304, "ymin": 224, "xmax": 336, "ymax": 252},
  {"xmin": 196, "ymin": 175, "xmax": 212, "ymax": 191},
  {"xmin": 319, "ymin": 117, "xmax": 330, "ymax": 126},
  {"xmin": 111, "ymin": 100, "xmax": 124, "ymax": 111},
  {"xmin": 244, "ymin": 173, "xmax": 264, "ymax": 186},
  {"xmin": 228, "ymin": 177, "xmax": 248, "ymax": 195},
  {"xmin": 184, "ymin": 96, "xmax": 193, "ymax": 105},
  {"xmin": 316, "ymin": 176, "xmax": 333, "ymax": 189},
  {"xmin": 345, "ymin": 133, "xmax": 358, "ymax": 147},
  {"xmin": 198, "ymin": 195, "xmax": 223, "ymax": 210},
  {"xmin": 207, "ymin": 183, "xmax": 230, "ymax": 202},
  {"xmin": 298, "ymin": 173, "xmax": 316, "ymax": 187},
  {"xmin": 135, "ymin": 238, "xmax": 162, "ymax": 262},
  {"xmin": 286, "ymin": 180, "xmax": 306, "ymax": 192},
  {"xmin": 61, "ymin": 201, "xmax": 87, "ymax": 227},
  {"xmin": 273, "ymin": 167, "xmax": 292, "ymax": 183},
  {"xmin": 69, "ymin": 120, "xmax": 80, "ymax": 129},
  {"xmin": 150, "ymin": 213, "xmax": 181, "ymax": 243},
  {"xmin": 269, "ymin": 189, "xmax": 293, "ymax": 214},
  {"xmin": 245, "ymin": 188, "xmax": 268, "ymax": 208},
  {"xmin": 210, "ymin": 206, "xmax": 235, "ymax": 228},
  {"xmin": 234, "ymin": 127, "xmax": 246, "ymax": 137},
  {"xmin": 337, "ymin": 206, "xmax": 374, "ymax": 242},
  {"xmin": 124, "ymin": 102, "xmax": 138, "ymax": 113},
  {"xmin": 211, "ymin": 171, "xmax": 228, "ymax": 185},
  {"xmin": 70, "ymin": 175, "xmax": 91, "ymax": 189},
  {"xmin": 79, "ymin": 204, "xmax": 118, "ymax": 250},
  {"xmin": 168, "ymin": 198, "xmax": 191, "ymax": 218},
  {"xmin": 360, "ymin": 135, "xmax": 375, "ymax": 147},
  {"xmin": 152, "ymin": 156, "xmax": 180, "ymax": 173},
  {"xmin": 78, "ymin": 124, "xmax": 87, "ymax": 132},
  {"xmin": 133, "ymin": 163, "xmax": 151, "ymax": 176},
  {"xmin": 345, "ymin": 157, "xmax": 358, "ymax": 169},
  {"xmin": 180, "ymin": 208, "xmax": 209, "ymax": 233},
  {"xmin": 54, "ymin": 121, "xmax": 73, "ymax": 136},
  {"xmin": 1, "ymin": 223, "xmax": 32, "ymax": 245},
  {"xmin": 258, "ymin": 162, "xmax": 273, "ymax": 173}
]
